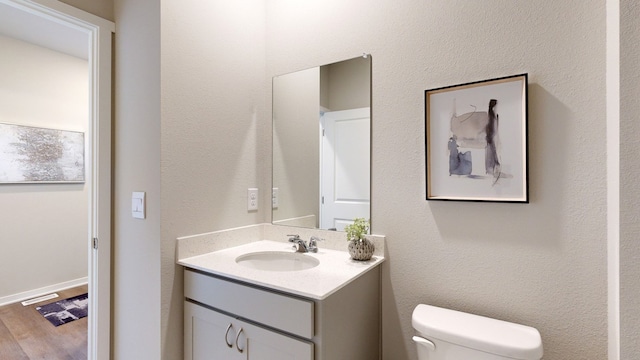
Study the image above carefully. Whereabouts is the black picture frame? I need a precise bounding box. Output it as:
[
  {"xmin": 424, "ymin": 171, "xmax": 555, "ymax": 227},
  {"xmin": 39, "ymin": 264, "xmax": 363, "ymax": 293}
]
[{"xmin": 425, "ymin": 74, "xmax": 528, "ymax": 202}]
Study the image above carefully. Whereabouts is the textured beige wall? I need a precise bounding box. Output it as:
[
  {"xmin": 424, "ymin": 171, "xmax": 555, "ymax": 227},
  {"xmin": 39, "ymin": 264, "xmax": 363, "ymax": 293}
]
[
  {"xmin": 0, "ymin": 36, "xmax": 88, "ymax": 300},
  {"xmin": 620, "ymin": 0, "xmax": 640, "ymax": 357},
  {"xmin": 266, "ymin": 1, "xmax": 607, "ymax": 359},
  {"xmin": 113, "ymin": 0, "xmax": 161, "ymax": 358},
  {"xmin": 160, "ymin": 1, "xmax": 267, "ymax": 359},
  {"xmin": 112, "ymin": 1, "xmax": 615, "ymax": 359}
]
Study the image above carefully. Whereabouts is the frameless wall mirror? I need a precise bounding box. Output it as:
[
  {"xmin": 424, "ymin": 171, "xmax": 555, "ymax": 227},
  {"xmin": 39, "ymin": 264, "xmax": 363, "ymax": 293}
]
[{"xmin": 272, "ymin": 55, "xmax": 371, "ymax": 231}]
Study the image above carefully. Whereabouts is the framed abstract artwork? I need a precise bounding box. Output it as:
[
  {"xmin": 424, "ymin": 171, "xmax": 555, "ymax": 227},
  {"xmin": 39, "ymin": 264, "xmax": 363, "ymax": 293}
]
[
  {"xmin": 425, "ymin": 74, "xmax": 528, "ymax": 202},
  {"xmin": 0, "ymin": 123, "xmax": 85, "ymax": 183}
]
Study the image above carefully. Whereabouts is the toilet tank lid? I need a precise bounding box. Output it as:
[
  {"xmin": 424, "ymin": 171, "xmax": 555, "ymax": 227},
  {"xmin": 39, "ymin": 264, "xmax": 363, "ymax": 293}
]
[{"xmin": 412, "ymin": 304, "xmax": 543, "ymax": 360}]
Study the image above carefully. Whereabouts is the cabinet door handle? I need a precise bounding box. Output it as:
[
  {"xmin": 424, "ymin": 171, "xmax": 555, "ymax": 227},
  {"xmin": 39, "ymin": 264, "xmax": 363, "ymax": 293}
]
[
  {"xmin": 224, "ymin": 323, "xmax": 233, "ymax": 348},
  {"xmin": 235, "ymin": 327, "xmax": 245, "ymax": 353}
]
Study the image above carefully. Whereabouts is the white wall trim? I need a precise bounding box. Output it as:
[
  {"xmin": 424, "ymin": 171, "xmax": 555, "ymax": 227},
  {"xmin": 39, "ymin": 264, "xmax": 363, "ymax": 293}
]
[
  {"xmin": 606, "ymin": 0, "xmax": 620, "ymax": 359},
  {"xmin": 10, "ymin": 0, "xmax": 114, "ymax": 31},
  {"xmin": 0, "ymin": 277, "xmax": 88, "ymax": 307}
]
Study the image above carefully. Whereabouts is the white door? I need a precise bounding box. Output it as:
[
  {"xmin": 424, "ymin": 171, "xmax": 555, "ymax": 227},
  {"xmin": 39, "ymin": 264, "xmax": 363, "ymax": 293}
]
[{"xmin": 320, "ymin": 108, "xmax": 370, "ymax": 230}]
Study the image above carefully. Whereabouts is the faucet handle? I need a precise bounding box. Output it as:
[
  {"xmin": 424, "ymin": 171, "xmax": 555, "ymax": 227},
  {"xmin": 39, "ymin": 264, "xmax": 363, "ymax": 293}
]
[
  {"xmin": 308, "ymin": 236, "xmax": 324, "ymax": 252},
  {"xmin": 288, "ymin": 234, "xmax": 309, "ymax": 252},
  {"xmin": 287, "ymin": 234, "xmax": 301, "ymax": 242}
]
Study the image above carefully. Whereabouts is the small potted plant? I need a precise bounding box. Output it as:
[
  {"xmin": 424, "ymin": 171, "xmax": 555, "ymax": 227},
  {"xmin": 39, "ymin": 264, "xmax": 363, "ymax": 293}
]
[{"xmin": 345, "ymin": 218, "xmax": 374, "ymax": 261}]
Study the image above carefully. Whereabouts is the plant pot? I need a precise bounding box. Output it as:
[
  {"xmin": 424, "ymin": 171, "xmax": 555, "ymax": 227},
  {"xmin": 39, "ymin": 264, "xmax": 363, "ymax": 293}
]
[{"xmin": 348, "ymin": 238, "xmax": 375, "ymax": 261}]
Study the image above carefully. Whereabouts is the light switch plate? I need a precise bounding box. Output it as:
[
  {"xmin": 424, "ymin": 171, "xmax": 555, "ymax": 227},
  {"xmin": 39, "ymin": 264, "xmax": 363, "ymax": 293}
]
[
  {"xmin": 132, "ymin": 191, "xmax": 145, "ymax": 219},
  {"xmin": 247, "ymin": 188, "xmax": 258, "ymax": 211}
]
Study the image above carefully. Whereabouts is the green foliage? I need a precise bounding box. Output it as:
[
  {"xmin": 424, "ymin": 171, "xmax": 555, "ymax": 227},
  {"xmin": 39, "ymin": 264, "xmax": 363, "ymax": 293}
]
[{"xmin": 344, "ymin": 218, "xmax": 370, "ymax": 241}]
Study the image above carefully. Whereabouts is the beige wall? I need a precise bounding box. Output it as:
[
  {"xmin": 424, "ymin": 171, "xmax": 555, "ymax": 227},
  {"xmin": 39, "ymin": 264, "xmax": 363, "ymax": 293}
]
[
  {"xmin": 160, "ymin": 1, "xmax": 267, "ymax": 359},
  {"xmin": 109, "ymin": 1, "xmax": 628, "ymax": 359},
  {"xmin": 0, "ymin": 35, "xmax": 88, "ymax": 301},
  {"xmin": 113, "ymin": 0, "xmax": 161, "ymax": 357},
  {"xmin": 266, "ymin": 1, "xmax": 607, "ymax": 359},
  {"xmin": 324, "ymin": 56, "xmax": 370, "ymax": 111},
  {"xmin": 273, "ymin": 67, "xmax": 320, "ymax": 226},
  {"xmin": 620, "ymin": 0, "xmax": 640, "ymax": 357}
]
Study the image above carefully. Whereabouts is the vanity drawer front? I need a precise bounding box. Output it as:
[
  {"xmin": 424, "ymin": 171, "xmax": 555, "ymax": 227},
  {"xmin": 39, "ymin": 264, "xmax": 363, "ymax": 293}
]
[{"xmin": 184, "ymin": 269, "xmax": 314, "ymax": 339}]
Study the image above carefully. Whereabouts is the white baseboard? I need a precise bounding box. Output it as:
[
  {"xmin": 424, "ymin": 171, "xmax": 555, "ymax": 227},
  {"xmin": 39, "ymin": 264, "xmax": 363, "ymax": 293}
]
[{"xmin": 0, "ymin": 277, "xmax": 88, "ymax": 307}]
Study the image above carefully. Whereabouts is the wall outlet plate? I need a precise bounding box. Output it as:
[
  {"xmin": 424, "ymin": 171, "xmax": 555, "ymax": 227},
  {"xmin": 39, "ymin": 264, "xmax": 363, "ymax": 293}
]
[
  {"xmin": 272, "ymin": 187, "xmax": 279, "ymax": 209},
  {"xmin": 248, "ymin": 188, "xmax": 258, "ymax": 211}
]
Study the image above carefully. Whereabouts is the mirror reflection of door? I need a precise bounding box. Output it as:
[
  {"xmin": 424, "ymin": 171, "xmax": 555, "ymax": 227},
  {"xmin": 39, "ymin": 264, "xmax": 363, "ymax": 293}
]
[
  {"xmin": 320, "ymin": 108, "xmax": 370, "ymax": 230},
  {"xmin": 272, "ymin": 55, "xmax": 371, "ymax": 230}
]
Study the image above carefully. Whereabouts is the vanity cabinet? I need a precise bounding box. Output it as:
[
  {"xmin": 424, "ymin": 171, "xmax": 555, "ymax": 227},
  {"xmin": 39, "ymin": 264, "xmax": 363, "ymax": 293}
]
[
  {"xmin": 184, "ymin": 267, "xmax": 380, "ymax": 360},
  {"xmin": 185, "ymin": 301, "xmax": 313, "ymax": 359}
]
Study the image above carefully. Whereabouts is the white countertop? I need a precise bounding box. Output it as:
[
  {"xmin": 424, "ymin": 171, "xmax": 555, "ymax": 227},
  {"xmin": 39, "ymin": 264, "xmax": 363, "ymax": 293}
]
[{"xmin": 178, "ymin": 240, "xmax": 384, "ymax": 300}]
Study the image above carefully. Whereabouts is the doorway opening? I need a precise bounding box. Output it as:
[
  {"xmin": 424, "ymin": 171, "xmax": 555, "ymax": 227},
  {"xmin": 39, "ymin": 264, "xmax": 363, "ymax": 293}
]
[{"xmin": 0, "ymin": 0, "xmax": 113, "ymax": 358}]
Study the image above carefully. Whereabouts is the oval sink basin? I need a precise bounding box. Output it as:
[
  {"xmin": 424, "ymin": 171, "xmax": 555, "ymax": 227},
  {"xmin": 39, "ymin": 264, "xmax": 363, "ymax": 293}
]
[{"xmin": 235, "ymin": 251, "xmax": 320, "ymax": 272}]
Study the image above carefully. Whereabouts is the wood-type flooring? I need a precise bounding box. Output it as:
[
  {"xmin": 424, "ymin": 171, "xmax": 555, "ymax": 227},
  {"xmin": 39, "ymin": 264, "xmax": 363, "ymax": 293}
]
[{"xmin": 0, "ymin": 285, "xmax": 88, "ymax": 360}]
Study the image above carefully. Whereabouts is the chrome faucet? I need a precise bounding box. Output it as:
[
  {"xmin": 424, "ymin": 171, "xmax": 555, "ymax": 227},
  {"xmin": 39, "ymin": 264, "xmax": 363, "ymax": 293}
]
[
  {"xmin": 288, "ymin": 234, "xmax": 309, "ymax": 253},
  {"xmin": 288, "ymin": 234, "xmax": 324, "ymax": 253}
]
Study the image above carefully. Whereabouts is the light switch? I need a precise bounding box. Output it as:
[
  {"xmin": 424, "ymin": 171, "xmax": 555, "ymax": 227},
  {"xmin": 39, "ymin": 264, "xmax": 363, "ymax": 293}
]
[{"xmin": 132, "ymin": 191, "xmax": 145, "ymax": 219}]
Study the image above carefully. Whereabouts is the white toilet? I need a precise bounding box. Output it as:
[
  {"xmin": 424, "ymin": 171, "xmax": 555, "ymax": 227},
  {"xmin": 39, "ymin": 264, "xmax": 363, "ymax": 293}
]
[{"xmin": 412, "ymin": 304, "xmax": 543, "ymax": 360}]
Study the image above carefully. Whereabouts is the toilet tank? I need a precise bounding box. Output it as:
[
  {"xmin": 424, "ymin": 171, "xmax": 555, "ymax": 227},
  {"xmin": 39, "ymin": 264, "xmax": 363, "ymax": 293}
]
[{"xmin": 412, "ymin": 304, "xmax": 543, "ymax": 360}]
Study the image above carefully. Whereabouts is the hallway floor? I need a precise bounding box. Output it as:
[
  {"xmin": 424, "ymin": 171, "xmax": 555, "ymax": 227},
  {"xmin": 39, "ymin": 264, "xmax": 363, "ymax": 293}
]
[{"xmin": 0, "ymin": 285, "xmax": 88, "ymax": 360}]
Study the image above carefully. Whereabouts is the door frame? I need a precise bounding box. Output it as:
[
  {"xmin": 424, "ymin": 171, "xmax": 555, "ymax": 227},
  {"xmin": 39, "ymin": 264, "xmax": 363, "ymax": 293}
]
[{"xmin": 0, "ymin": 1, "xmax": 114, "ymax": 359}]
